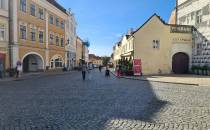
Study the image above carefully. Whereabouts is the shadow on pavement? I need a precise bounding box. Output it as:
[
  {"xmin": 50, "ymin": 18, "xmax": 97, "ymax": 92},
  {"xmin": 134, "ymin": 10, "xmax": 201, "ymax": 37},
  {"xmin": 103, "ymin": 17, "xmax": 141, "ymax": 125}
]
[{"xmin": 0, "ymin": 69, "xmax": 169, "ymax": 130}]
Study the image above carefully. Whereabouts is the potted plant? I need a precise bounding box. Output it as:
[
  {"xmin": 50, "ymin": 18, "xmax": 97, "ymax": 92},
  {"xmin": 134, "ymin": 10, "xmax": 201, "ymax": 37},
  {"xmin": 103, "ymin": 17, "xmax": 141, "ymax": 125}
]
[
  {"xmin": 197, "ymin": 66, "xmax": 202, "ymax": 75},
  {"xmin": 202, "ymin": 65, "xmax": 208, "ymax": 75},
  {"xmin": 207, "ymin": 66, "xmax": 210, "ymax": 76},
  {"xmin": 191, "ymin": 65, "xmax": 197, "ymax": 74},
  {"xmin": 194, "ymin": 65, "xmax": 200, "ymax": 75}
]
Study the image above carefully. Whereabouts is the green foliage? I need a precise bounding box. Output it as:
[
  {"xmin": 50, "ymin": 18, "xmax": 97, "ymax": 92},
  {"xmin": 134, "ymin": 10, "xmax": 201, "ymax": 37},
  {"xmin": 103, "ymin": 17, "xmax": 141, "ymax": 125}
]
[
  {"xmin": 118, "ymin": 58, "xmax": 133, "ymax": 72},
  {"xmin": 102, "ymin": 57, "xmax": 110, "ymax": 66}
]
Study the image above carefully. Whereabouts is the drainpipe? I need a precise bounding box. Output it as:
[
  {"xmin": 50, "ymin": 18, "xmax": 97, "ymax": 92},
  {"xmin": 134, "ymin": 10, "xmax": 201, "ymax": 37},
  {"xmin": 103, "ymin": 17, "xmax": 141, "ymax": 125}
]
[{"xmin": 8, "ymin": 0, "xmax": 13, "ymax": 69}]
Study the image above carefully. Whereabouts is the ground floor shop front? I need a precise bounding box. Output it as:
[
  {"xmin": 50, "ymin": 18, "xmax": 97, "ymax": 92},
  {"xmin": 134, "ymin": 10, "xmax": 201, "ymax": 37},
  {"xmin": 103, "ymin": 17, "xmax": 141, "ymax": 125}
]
[{"xmin": 9, "ymin": 46, "xmax": 66, "ymax": 73}]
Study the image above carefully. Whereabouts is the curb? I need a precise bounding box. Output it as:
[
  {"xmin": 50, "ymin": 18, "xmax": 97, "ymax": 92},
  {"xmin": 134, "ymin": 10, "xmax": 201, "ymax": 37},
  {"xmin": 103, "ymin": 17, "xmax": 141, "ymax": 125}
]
[
  {"xmin": 110, "ymin": 71, "xmax": 199, "ymax": 86},
  {"xmin": 0, "ymin": 71, "xmax": 78, "ymax": 82}
]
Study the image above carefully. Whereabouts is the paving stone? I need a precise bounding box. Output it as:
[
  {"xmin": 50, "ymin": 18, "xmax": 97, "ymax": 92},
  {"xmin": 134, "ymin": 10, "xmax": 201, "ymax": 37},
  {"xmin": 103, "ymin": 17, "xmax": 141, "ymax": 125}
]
[{"xmin": 0, "ymin": 70, "xmax": 210, "ymax": 130}]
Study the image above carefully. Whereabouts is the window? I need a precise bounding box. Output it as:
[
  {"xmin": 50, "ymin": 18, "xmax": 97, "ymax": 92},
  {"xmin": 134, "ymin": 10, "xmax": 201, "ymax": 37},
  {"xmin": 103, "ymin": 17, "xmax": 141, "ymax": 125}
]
[
  {"xmin": 191, "ymin": 12, "xmax": 194, "ymax": 20},
  {"xmin": 61, "ymin": 21, "xmax": 65, "ymax": 29},
  {"xmin": 0, "ymin": 0, "xmax": 5, "ymax": 9},
  {"xmin": 0, "ymin": 24, "xmax": 5, "ymax": 41},
  {"xmin": 20, "ymin": 0, "xmax": 26, "ymax": 12},
  {"xmin": 61, "ymin": 38, "xmax": 64, "ymax": 47},
  {"xmin": 55, "ymin": 58, "xmax": 63, "ymax": 68},
  {"xmin": 20, "ymin": 25, "xmax": 26, "ymax": 40},
  {"xmin": 39, "ymin": 31, "xmax": 44, "ymax": 43},
  {"xmin": 30, "ymin": 4, "xmax": 36, "ymax": 16},
  {"xmin": 196, "ymin": 10, "xmax": 202, "ymax": 24},
  {"xmin": 49, "ymin": 15, "xmax": 54, "ymax": 24},
  {"xmin": 56, "ymin": 36, "xmax": 59, "ymax": 46},
  {"xmin": 153, "ymin": 40, "xmax": 160, "ymax": 49},
  {"xmin": 50, "ymin": 34, "xmax": 54, "ymax": 44},
  {"xmin": 56, "ymin": 17, "xmax": 59, "ymax": 27},
  {"xmin": 30, "ymin": 28, "xmax": 36, "ymax": 41},
  {"xmin": 38, "ymin": 8, "xmax": 44, "ymax": 20},
  {"xmin": 51, "ymin": 58, "xmax": 63, "ymax": 68}
]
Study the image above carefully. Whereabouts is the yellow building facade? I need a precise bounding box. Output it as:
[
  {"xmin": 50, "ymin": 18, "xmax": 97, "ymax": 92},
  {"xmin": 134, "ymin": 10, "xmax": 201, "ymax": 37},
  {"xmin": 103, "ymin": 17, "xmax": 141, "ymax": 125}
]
[
  {"xmin": 133, "ymin": 14, "xmax": 193, "ymax": 75},
  {"xmin": 76, "ymin": 36, "xmax": 83, "ymax": 67},
  {"xmin": 0, "ymin": 0, "xmax": 9, "ymax": 71},
  {"xmin": 10, "ymin": 0, "xmax": 68, "ymax": 72}
]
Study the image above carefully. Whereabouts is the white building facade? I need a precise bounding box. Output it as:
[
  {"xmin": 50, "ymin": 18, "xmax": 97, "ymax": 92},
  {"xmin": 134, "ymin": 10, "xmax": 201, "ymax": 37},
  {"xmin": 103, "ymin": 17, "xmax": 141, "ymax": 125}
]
[
  {"xmin": 177, "ymin": 0, "xmax": 210, "ymax": 66},
  {"xmin": 65, "ymin": 10, "xmax": 77, "ymax": 70}
]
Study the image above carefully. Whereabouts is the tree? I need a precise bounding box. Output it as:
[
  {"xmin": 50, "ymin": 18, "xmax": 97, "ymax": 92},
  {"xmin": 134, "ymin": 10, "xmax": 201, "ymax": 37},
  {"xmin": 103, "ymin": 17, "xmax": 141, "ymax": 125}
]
[{"xmin": 101, "ymin": 56, "xmax": 110, "ymax": 66}]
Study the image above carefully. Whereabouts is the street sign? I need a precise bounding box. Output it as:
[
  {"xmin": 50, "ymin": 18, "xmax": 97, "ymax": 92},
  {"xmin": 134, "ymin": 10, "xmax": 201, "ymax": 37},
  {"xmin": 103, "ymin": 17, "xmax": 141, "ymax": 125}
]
[{"xmin": 133, "ymin": 59, "xmax": 142, "ymax": 76}]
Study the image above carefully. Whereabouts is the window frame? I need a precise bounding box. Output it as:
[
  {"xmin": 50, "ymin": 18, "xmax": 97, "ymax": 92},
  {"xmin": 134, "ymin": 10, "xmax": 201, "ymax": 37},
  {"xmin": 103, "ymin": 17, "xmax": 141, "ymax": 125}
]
[
  {"xmin": 50, "ymin": 33, "xmax": 54, "ymax": 44},
  {"xmin": 0, "ymin": 24, "xmax": 5, "ymax": 41},
  {"xmin": 30, "ymin": 28, "xmax": 36, "ymax": 41},
  {"xmin": 56, "ymin": 36, "xmax": 59, "ymax": 46},
  {"xmin": 153, "ymin": 40, "xmax": 160, "ymax": 49},
  {"xmin": 39, "ymin": 31, "xmax": 44, "ymax": 43},
  {"xmin": 20, "ymin": 24, "xmax": 27, "ymax": 40},
  {"xmin": 49, "ymin": 15, "xmax": 54, "ymax": 25},
  {"xmin": 60, "ymin": 37, "xmax": 64, "ymax": 47},
  {"xmin": 38, "ymin": 8, "xmax": 44, "ymax": 20},
  {"xmin": 20, "ymin": 0, "xmax": 26, "ymax": 12},
  {"xmin": 56, "ymin": 17, "xmax": 60, "ymax": 27},
  {"xmin": 30, "ymin": 3, "xmax": 36, "ymax": 16},
  {"xmin": 61, "ymin": 21, "xmax": 65, "ymax": 29}
]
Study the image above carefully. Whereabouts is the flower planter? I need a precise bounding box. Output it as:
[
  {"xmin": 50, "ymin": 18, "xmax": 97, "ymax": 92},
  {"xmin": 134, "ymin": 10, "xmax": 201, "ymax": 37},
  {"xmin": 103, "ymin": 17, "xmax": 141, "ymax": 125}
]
[
  {"xmin": 208, "ymin": 70, "xmax": 210, "ymax": 76},
  {"xmin": 198, "ymin": 70, "xmax": 203, "ymax": 75}
]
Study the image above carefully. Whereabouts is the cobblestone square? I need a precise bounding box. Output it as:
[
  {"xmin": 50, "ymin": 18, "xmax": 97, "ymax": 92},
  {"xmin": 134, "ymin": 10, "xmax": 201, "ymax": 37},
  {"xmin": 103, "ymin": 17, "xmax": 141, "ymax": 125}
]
[{"xmin": 0, "ymin": 70, "xmax": 210, "ymax": 130}]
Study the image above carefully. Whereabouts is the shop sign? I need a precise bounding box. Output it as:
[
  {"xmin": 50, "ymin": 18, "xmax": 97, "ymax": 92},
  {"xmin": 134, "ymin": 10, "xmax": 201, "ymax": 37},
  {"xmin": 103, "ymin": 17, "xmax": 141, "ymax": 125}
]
[
  {"xmin": 172, "ymin": 37, "xmax": 192, "ymax": 43},
  {"xmin": 133, "ymin": 59, "xmax": 142, "ymax": 76},
  {"xmin": 171, "ymin": 26, "xmax": 192, "ymax": 33}
]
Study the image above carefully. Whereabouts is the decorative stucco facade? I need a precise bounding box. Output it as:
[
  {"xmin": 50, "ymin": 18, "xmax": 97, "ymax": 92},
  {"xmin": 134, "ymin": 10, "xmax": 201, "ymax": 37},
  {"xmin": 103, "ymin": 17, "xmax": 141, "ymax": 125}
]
[
  {"xmin": 9, "ymin": 0, "xmax": 69, "ymax": 72},
  {"xmin": 177, "ymin": 0, "xmax": 210, "ymax": 66}
]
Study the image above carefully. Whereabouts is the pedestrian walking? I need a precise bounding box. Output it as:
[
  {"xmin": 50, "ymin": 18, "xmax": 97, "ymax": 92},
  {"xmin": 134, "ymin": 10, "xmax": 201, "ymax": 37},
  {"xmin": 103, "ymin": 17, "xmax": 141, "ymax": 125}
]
[
  {"xmin": 88, "ymin": 68, "xmax": 92, "ymax": 80},
  {"xmin": 116, "ymin": 65, "xmax": 121, "ymax": 78},
  {"xmin": 0, "ymin": 61, "xmax": 3, "ymax": 79},
  {"xmin": 99, "ymin": 65, "xmax": 102, "ymax": 72},
  {"xmin": 16, "ymin": 61, "xmax": 22, "ymax": 78},
  {"xmin": 82, "ymin": 64, "xmax": 87, "ymax": 80},
  {"xmin": 105, "ymin": 66, "xmax": 110, "ymax": 77}
]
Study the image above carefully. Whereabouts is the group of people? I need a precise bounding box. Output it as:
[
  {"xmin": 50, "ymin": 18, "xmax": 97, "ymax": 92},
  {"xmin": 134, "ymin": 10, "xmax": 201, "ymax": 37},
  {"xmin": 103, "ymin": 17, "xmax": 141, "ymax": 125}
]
[{"xmin": 81, "ymin": 64, "xmax": 110, "ymax": 81}]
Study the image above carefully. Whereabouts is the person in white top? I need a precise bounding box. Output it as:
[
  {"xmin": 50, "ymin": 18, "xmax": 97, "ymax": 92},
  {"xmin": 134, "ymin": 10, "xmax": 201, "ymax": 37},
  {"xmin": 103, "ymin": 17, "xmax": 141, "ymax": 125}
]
[{"xmin": 16, "ymin": 61, "xmax": 22, "ymax": 78}]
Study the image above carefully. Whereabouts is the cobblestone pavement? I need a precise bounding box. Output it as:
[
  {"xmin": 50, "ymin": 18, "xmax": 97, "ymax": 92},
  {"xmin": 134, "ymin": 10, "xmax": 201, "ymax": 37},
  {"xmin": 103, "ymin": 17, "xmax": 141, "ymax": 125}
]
[{"xmin": 0, "ymin": 70, "xmax": 210, "ymax": 130}]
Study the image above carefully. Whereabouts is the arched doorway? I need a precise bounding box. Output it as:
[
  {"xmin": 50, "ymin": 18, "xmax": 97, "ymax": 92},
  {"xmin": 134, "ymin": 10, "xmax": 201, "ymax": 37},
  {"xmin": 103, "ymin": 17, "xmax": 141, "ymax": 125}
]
[
  {"xmin": 172, "ymin": 52, "xmax": 189, "ymax": 74},
  {"xmin": 50, "ymin": 55, "xmax": 64, "ymax": 69},
  {"xmin": 22, "ymin": 53, "xmax": 44, "ymax": 72}
]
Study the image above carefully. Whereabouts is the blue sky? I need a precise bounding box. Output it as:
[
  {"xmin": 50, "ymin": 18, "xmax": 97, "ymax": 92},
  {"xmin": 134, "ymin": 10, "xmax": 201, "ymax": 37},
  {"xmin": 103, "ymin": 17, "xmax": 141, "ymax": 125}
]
[{"xmin": 58, "ymin": 0, "xmax": 176, "ymax": 56}]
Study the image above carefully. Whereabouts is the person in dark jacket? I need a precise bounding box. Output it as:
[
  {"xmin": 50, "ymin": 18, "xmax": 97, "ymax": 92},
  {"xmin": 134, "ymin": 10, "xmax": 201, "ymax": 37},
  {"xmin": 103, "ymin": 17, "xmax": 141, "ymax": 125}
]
[
  {"xmin": 0, "ymin": 61, "xmax": 3, "ymax": 79},
  {"xmin": 99, "ymin": 65, "xmax": 102, "ymax": 72},
  {"xmin": 81, "ymin": 64, "xmax": 87, "ymax": 80},
  {"xmin": 105, "ymin": 66, "xmax": 110, "ymax": 77}
]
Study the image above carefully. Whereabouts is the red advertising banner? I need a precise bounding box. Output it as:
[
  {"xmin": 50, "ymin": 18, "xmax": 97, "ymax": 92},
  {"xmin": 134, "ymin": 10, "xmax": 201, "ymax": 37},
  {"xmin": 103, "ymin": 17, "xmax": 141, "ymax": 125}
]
[
  {"xmin": 0, "ymin": 53, "xmax": 5, "ymax": 60},
  {"xmin": 133, "ymin": 59, "xmax": 142, "ymax": 76}
]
